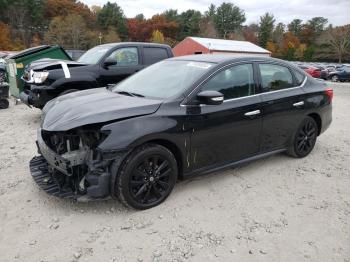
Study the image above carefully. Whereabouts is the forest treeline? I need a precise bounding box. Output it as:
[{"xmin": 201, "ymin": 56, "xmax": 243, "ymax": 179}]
[{"xmin": 0, "ymin": 0, "xmax": 349, "ymax": 62}]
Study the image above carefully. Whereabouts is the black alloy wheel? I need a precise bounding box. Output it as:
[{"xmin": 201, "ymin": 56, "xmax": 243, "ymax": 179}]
[
  {"xmin": 116, "ymin": 144, "xmax": 177, "ymax": 209},
  {"xmin": 288, "ymin": 116, "xmax": 318, "ymax": 158}
]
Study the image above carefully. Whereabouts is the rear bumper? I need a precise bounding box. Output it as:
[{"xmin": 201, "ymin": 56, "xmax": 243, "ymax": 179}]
[{"xmin": 320, "ymin": 104, "xmax": 332, "ymax": 135}]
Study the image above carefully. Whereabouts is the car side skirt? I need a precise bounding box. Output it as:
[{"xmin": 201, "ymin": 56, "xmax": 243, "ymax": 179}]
[{"xmin": 183, "ymin": 148, "xmax": 286, "ymax": 179}]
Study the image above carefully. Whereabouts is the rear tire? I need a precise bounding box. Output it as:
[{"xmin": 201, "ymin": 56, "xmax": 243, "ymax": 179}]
[
  {"xmin": 331, "ymin": 75, "xmax": 339, "ymax": 82},
  {"xmin": 115, "ymin": 144, "xmax": 178, "ymax": 210},
  {"xmin": 287, "ymin": 116, "xmax": 318, "ymax": 158}
]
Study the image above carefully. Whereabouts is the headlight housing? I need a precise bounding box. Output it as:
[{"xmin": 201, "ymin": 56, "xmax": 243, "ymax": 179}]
[{"xmin": 32, "ymin": 71, "xmax": 49, "ymax": 84}]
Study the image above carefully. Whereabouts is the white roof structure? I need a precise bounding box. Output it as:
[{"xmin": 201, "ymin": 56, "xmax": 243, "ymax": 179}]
[{"xmin": 190, "ymin": 37, "xmax": 271, "ymax": 54}]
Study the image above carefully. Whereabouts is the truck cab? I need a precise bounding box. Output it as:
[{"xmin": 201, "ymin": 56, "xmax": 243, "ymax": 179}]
[{"xmin": 20, "ymin": 43, "xmax": 174, "ymax": 109}]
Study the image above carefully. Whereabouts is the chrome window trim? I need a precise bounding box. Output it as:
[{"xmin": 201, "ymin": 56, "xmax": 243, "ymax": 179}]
[
  {"xmin": 181, "ymin": 60, "xmax": 255, "ymax": 106},
  {"xmin": 180, "ymin": 68, "xmax": 308, "ymax": 107}
]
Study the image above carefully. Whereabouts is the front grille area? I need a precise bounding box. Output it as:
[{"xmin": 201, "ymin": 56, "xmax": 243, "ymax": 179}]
[
  {"xmin": 33, "ymin": 128, "xmax": 113, "ymax": 200},
  {"xmin": 41, "ymin": 130, "xmax": 81, "ymax": 154}
]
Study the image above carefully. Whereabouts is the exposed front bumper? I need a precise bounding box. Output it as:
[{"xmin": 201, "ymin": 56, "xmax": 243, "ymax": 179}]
[
  {"xmin": 36, "ymin": 129, "xmax": 86, "ymax": 176},
  {"xmin": 30, "ymin": 156, "xmax": 75, "ymax": 198},
  {"xmin": 30, "ymin": 129, "xmax": 115, "ymax": 201}
]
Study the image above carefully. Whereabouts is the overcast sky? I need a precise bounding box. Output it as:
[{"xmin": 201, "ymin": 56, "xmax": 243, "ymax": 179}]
[{"xmin": 82, "ymin": 0, "xmax": 350, "ymax": 26}]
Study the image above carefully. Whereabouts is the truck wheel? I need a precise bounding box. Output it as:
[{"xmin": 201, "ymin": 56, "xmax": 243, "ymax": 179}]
[
  {"xmin": 287, "ymin": 116, "xmax": 318, "ymax": 158},
  {"xmin": 59, "ymin": 89, "xmax": 79, "ymax": 96},
  {"xmin": 115, "ymin": 144, "xmax": 178, "ymax": 210},
  {"xmin": 0, "ymin": 99, "xmax": 9, "ymax": 109}
]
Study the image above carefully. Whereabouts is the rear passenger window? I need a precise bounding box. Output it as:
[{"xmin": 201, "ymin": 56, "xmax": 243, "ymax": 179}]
[
  {"xmin": 294, "ymin": 70, "xmax": 306, "ymax": 85},
  {"xmin": 201, "ymin": 64, "xmax": 255, "ymax": 100},
  {"xmin": 143, "ymin": 47, "xmax": 169, "ymax": 65},
  {"xmin": 259, "ymin": 64, "xmax": 294, "ymax": 91}
]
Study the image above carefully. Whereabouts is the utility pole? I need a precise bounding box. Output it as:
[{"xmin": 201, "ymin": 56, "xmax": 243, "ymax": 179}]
[{"xmin": 99, "ymin": 32, "xmax": 102, "ymax": 44}]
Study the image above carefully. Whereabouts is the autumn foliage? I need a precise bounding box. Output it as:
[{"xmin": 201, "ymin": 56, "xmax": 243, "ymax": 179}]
[{"xmin": 0, "ymin": 1, "xmax": 349, "ymax": 62}]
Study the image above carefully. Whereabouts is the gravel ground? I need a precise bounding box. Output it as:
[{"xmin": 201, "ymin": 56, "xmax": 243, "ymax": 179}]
[{"xmin": 0, "ymin": 82, "xmax": 349, "ymax": 262}]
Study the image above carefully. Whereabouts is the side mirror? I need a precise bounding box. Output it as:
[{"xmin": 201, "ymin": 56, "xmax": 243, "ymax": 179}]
[
  {"xmin": 103, "ymin": 57, "xmax": 117, "ymax": 68},
  {"xmin": 197, "ymin": 90, "xmax": 224, "ymax": 105}
]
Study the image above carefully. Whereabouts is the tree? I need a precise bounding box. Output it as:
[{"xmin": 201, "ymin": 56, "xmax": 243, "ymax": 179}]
[
  {"xmin": 44, "ymin": 14, "xmax": 88, "ymax": 49},
  {"xmin": 151, "ymin": 30, "xmax": 165, "ymax": 44},
  {"xmin": 324, "ymin": 25, "xmax": 350, "ymax": 62},
  {"xmin": 104, "ymin": 26, "xmax": 121, "ymax": 43},
  {"xmin": 91, "ymin": 5, "xmax": 102, "ymax": 15},
  {"xmin": 258, "ymin": 13, "xmax": 275, "ymax": 48},
  {"xmin": 213, "ymin": 2, "xmax": 246, "ymax": 39},
  {"xmin": 44, "ymin": 0, "xmax": 95, "ymax": 27},
  {"xmin": 163, "ymin": 9, "xmax": 179, "ymax": 22},
  {"xmin": 2, "ymin": 0, "xmax": 44, "ymax": 47},
  {"xmin": 242, "ymin": 24, "xmax": 259, "ymax": 44},
  {"xmin": 177, "ymin": 10, "xmax": 202, "ymax": 40},
  {"xmin": 134, "ymin": 14, "xmax": 145, "ymax": 21},
  {"xmin": 147, "ymin": 15, "xmax": 178, "ymax": 40},
  {"xmin": 266, "ymin": 41, "xmax": 278, "ymax": 56},
  {"xmin": 288, "ymin": 19, "xmax": 303, "ymax": 36},
  {"xmin": 127, "ymin": 18, "xmax": 142, "ymax": 41},
  {"xmin": 64, "ymin": 14, "xmax": 88, "ymax": 49},
  {"xmin": 31, "ymin": 33, "xmax": 41, "ymax": 47},
  {"xmin": 97, "ymin": 2, "xmax": 128, "ymax": 40},
  {"xmin": 299, "ymin": 24, "xmax": 316, "ymax": 45},
  {"xmin": 272, "ymin": 22, "xmax": 285, "ymax": 45},
  {"xmin": 308, "ymin": 17, "xmax": 328, "ymax": 34},
  {"xmin": 0, "ymin": 22, "xmax": 13, "ymax": 50},
  {"xmin": 44, "ymin": 16, "xmax": 66, "ymax": 46},
  {"xmin": 281, "ymin": 32, "xmax": 301, "ymax": 60},
  {"xmin": 127, "ymin": 15, "xmax": 178, "ymax": 42},
  {"xmin": 205, "ymin": 4, "xmax": 216, "ymax": 18}
]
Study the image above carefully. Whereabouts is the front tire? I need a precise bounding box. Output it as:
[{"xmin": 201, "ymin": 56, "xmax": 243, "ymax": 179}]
[
  {"xmin": 287, "ymin": 116, "xmax": 318, "ymax": 158},
  {"xmin": 115, "ymin": 144, "xmax": 178, "ymax": 210}
]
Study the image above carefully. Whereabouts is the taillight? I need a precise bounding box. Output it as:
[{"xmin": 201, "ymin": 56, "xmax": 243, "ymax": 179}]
[{"xmin": 325, "ymin": 88, "xmax": 333, "ymax": 102}]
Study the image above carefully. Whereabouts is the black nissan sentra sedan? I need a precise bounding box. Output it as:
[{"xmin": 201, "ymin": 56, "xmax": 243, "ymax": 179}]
[{"xmin": 29, "ymin": 55, "xmax": 332, "ymax": 209}]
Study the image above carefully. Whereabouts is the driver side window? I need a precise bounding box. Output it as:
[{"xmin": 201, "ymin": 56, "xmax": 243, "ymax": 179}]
[
  {"xmin": 106, "ymin": 47, "xmax": 139, "ymax": 66},
  {"xmin": 201, "ymin": 64, "xmax": 255, "ymax": 100}
]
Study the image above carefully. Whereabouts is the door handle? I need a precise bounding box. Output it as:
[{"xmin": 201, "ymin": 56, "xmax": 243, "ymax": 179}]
[
  {"xmin": 293, "ymin": 101, "xmax": 304, "ymax": 107},
  {"xmin": 244, "ymin": 110, "xmax": 261, "ymax": 116}
]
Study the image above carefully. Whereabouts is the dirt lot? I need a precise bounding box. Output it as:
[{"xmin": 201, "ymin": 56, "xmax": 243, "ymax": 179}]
[{"xmin": 0, "ymin": 82, "xmax": 349, "ymax": 262}]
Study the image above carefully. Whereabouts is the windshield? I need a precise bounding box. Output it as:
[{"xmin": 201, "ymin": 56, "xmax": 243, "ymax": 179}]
[
  {"xmin": 112, "ymin": 60, "xmax": 214, "ymax": 99},
  {"xmin": 77, "ymin": 45, "xmax": 112, "ymax": 64}
]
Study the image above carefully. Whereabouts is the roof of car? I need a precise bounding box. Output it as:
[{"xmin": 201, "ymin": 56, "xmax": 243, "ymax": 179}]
[
  {"xmin": 169, "ymin": 54, "xmax": 287, "ymax": 64},
  {"xmin": 97, "ymin": 42, "xmax": 171, "ymax": 48}
]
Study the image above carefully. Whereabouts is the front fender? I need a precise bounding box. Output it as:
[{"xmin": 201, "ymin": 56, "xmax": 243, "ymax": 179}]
[
  {"xmin": 50, "ymin": 75, "xmax": 98, "ymax": 90},
  {"xmin": 98, "ymin": 115, "xmax": 189, "ymax": 165}
]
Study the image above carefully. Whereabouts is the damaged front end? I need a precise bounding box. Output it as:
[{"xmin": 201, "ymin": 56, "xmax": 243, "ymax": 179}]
[{"xmin": 30, "ymin": 127, "xmax": 123, "ymax": 201}]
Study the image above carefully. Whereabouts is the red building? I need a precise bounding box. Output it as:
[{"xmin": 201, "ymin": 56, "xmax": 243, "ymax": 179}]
[{"xmin": 173, "ymin": 37, "xmax": 271, "ymax": 57}]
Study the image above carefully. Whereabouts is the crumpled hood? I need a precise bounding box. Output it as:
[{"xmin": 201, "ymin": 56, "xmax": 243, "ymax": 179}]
[
  {"xmin": 42, "ymin": 88, "xmax": 162, "ymax": 131},
  {"xmin": 29, "ymin": 58, "xmax": 87, "ymax": 71}
]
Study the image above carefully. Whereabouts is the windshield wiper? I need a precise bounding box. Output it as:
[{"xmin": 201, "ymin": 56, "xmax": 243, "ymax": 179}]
[{"xmin": 116, "ymin": 91, "xmax": 145, "ymax": 98}]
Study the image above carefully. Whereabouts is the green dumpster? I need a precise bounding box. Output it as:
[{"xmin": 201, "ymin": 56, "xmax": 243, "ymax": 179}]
[{"xmin": 6, "ymin": 45, "xmax": 71, "ymax": 98}]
